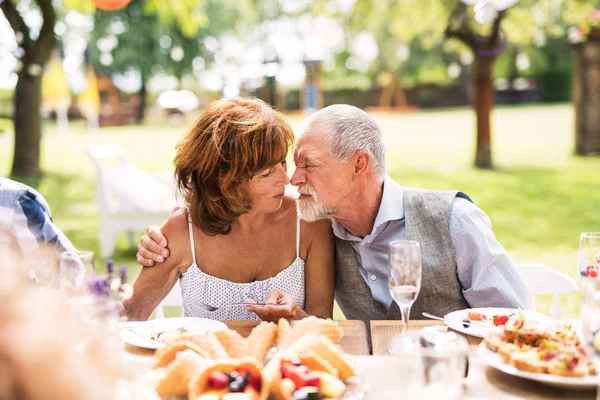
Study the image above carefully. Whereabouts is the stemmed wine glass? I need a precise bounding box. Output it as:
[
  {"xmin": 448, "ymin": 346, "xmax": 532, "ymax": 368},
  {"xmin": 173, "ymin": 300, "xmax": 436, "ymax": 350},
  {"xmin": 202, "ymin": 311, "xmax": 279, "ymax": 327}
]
[
  {"xmin": 388, "ymin": 240, "xmax": 422, "ymax": 334},
  {"xmin": 580, "ymin": 233, "xmax": 600, "ymax": 282}
]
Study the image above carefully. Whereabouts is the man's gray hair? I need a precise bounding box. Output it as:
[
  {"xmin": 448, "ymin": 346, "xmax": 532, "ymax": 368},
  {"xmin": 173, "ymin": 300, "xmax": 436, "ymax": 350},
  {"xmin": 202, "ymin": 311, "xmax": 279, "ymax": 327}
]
[{"xmin": 305, "ymin": 104, "xmax": 386, "ymax": 179}]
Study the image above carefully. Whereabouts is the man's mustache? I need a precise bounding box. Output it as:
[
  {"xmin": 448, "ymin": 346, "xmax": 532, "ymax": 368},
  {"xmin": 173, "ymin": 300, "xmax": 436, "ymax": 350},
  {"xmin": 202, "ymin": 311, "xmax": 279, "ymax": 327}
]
[{"xmin": 298, "ymin": 186, "xmax": 316, "ymax": 196}]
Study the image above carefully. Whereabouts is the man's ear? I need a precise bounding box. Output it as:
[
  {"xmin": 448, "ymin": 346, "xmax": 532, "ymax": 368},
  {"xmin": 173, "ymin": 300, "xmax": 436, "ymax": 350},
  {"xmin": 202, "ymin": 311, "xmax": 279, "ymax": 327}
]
[{"xmin": 352, "ymin": 151, "xmax": 370, "ymax": 178}]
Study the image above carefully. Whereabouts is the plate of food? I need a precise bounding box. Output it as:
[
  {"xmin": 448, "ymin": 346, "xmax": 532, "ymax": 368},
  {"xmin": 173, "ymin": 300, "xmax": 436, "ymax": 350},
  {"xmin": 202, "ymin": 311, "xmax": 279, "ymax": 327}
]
[
  {"xmin": 444, "ymin": 308, "xmax": 550, "ymax": 338},
  {"xmin": 478, "ymin": 318, "xmax": 596, "ymax": 389},
  {"xmin": 120, "ymin": 317, "xmax": 228, "ymax": 349},
  {"xmin": 143, "ymin": 317, "xmax": 367, "ymax": 400}
]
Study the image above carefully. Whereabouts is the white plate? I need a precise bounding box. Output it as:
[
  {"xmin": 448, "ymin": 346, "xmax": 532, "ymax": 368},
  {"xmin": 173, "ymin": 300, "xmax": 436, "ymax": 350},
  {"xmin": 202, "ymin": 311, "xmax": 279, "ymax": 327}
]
[
  {"xmin": 478, "ymin": 343, "xmax": 597, "ymax": 389},
  {"xmin": 120, "ymin": 317, "xmax": 228, "ymax": 349},
  {"xmin": 444, "ymin": 308, "xmax": 550, "ymax": 338}
]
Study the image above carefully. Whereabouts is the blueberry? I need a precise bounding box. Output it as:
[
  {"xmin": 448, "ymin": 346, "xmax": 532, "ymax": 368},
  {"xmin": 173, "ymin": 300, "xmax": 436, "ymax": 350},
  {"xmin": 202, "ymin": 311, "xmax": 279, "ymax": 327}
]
[
  {"xmin": 306, "ymin": 391, "xmax": 324, "ymax": 400},
  {"xmin": 297, "ymin": 365, "xmax": 310, "ymax": 374},
  {"xmin": 229, "ymin": 377, "xmax": 245, "ymax": 392},
  {"xmin": 292, "ymin": 358, "xmax": 303, "ymax": 366},
  {"xmin": 292, "ymin": 390, "xmax": 308, "ymax": 400},
  {"xmin": 228, "ymin": 371, "xmax": 239, "ymax": 382},
  {"xmin": 241, "ymin": 372, "xmax": 250, "ymax": 385}
]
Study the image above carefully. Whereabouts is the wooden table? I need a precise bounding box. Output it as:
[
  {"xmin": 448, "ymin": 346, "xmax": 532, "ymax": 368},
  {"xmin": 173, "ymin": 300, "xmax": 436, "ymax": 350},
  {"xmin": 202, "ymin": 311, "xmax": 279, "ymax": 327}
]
[
  {"xmin": 369, "ymin": 320, "xmax": 597, "ymax": 399},
  {"xmin": 371, "ymin": 320, "xmax": 481, "ymax": 355}
]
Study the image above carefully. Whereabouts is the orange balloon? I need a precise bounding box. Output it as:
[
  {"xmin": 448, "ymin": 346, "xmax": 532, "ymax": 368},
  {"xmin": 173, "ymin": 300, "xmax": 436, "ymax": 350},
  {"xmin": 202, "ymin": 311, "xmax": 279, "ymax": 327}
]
[{"xmin": 92, "ymin": 0, "xmax": 131, "ymax": 11}]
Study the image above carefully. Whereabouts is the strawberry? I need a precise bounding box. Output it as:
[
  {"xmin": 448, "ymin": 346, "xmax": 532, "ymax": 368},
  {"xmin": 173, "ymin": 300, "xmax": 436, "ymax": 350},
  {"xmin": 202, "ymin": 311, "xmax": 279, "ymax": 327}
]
[
  {"xmin": 304, "ymin": 372, "xmax": 321, "ymax": 387},
  {"xmin": 586, "ymin": 264, "xmax": 598, "ymax": 278},
  {"xmin": 493, "ymin": 315, "xmax": 509, "ymax": 326},
  {"xmin": 207, "ymin": 372, "xmax": 230, "ymax": 389},
  {"xmin": 247, "ymin": 374, "xmax": 262, "ymax": 391},
  {"xmin": 281, "ymin": 363, "xmax": 295, "ymax": 380},
  {"xmin": 290, "ymin": 368, "xmax": 310, "ymax": 390}
]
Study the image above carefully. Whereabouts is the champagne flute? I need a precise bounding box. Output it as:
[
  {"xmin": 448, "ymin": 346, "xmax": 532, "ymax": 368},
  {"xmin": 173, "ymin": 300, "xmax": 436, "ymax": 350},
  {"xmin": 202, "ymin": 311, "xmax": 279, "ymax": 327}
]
[
  {"xmin": 388, "ymin": 240, "xmax": 422, "ymax": 334},
  {"xmin": 580, "ymin": 233, "xmax": 600, "ymax": 281}
]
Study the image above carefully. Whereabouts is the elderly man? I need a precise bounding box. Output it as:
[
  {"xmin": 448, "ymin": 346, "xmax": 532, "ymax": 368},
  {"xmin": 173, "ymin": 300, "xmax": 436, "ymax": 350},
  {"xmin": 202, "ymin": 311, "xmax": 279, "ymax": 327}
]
[
  {"xmin": 137, "ymin": 104, "xmax": 534, "ymax": 321},
  {"xmin": 0, "ymin": 177, "xmax": 83, "ymax": 287}
]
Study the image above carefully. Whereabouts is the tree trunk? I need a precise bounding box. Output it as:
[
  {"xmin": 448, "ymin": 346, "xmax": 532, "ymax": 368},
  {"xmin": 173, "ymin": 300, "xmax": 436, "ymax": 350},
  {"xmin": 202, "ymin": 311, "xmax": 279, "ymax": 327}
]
[
  {"xmin": 11, "ymin": 73, "xmax": 43, "ymax": 178},
  {"xmin": 472, "ymin": 53, "xmax": 495, "ymax": 169},
  {"xmin": 136, "ymin": 78, "xmax": 146, "ymax": 123},
  {"xmin": 379, "ymin": 80, "xmax": 394, "ymax": 108}
]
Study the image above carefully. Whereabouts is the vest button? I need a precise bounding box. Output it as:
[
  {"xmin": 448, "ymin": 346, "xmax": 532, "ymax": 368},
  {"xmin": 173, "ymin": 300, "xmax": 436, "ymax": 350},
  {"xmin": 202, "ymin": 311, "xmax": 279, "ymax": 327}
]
[{"xmin": 370, "ymin": 274, "xmax": 377, "ymax": 281}]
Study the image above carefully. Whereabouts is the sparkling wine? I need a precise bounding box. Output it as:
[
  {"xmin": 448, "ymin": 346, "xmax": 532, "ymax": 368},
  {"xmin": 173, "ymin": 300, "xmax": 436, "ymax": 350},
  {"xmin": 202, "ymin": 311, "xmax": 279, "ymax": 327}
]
[{"xmin": 390, "ymin": 285, "xmax": 419, "ymax": 306}]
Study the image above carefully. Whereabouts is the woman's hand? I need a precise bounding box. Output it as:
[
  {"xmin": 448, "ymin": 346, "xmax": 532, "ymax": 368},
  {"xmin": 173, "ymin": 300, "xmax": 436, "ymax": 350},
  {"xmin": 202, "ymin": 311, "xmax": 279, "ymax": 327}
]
[{"xmin": 245, "ymin": 290, "xmax": 307, "ymax": 322}]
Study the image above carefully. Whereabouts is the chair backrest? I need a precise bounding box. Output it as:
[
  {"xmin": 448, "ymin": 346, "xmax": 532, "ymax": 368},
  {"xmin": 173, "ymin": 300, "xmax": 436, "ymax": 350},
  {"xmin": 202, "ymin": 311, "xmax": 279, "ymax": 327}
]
[
  {"xmin": 87, "ymin": 145, "xmax": 177, "ymax": 213},
  {"xmin": 515, "ymin": 263, "xmax": 579, "ymax": 319},
  {"xmin": 154, "ymin": 279, "xmax": 183, "ymax": 319},
  {"xmin": 86, "ymin": 145, "xmax": 128, "ymax": 213}
]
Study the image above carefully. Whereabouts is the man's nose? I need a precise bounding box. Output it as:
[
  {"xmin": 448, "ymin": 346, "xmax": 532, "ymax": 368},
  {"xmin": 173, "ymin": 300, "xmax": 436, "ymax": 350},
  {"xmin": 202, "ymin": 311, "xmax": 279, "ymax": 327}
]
[{"xmin": 290, "ymin": 168, "xmax": 304, "ymax": 187}]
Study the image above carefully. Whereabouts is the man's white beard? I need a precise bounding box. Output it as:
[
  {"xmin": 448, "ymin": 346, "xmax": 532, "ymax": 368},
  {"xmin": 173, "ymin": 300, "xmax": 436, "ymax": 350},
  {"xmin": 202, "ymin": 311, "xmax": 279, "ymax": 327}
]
[{"xmin": 296, "ymin": 185, "xmax": 337, "ymax": 222}]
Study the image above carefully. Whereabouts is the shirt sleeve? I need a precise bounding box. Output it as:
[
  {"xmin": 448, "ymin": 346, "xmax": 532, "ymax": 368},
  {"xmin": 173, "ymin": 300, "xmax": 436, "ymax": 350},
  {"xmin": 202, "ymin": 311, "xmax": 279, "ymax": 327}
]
[
  {"xmin": 450, "ymin": 197, "xmax": 535, "ymax": 310},
  {"xmin": 11, "ymin": 189, "xmax": 83, "ymax": 285}
]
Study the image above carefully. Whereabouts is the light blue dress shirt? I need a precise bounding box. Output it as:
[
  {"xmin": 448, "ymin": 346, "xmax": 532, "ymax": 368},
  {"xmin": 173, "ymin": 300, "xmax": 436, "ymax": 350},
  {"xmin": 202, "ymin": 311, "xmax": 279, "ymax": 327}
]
[{"xmin": 332, "ymin": 175, "xmax": 535, "ymax": 311}]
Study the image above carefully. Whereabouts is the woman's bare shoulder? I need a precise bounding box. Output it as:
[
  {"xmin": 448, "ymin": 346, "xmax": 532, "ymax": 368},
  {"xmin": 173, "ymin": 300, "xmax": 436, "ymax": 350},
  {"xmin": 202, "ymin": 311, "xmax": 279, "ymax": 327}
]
[
  {"xmin": 162, "ymin": 207, "xmax": 189, "ymax": 236},
  {"xmin": 300, "ymin": 217, "xmax": 333, "ymax": 235},
  {"xmin": 161, "ymin": 208, "xmax": 191, "ymax": 260}
]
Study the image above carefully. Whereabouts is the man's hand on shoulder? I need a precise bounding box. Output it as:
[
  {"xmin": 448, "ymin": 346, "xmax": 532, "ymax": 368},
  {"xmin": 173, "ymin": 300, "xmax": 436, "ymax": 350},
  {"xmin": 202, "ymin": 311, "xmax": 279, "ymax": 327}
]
[
  {"xmin": 136, "ymin": 206, "xmax": 181, "ymax": 267},
  {"xmin": 136, "ymin": 225, "xmax": 169, "ymax": 267}
]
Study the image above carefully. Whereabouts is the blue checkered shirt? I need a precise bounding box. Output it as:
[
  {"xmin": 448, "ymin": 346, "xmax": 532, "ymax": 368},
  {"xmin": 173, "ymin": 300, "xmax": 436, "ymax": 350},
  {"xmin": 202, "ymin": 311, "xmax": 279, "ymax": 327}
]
[
  {"xmin": 0, "ymin": 177, "xmax": 82, "ymax": 285},
  {"xmin": 332, "ymin": 176, "xmax": 535, "ymax": 311}
]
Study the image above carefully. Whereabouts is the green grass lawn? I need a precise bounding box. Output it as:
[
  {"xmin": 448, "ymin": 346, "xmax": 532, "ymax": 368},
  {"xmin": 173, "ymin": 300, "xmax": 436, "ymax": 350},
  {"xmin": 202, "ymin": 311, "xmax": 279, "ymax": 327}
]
[{"xmin": 1, "ymin": 104, "xmax": 599, "ymax": 318}]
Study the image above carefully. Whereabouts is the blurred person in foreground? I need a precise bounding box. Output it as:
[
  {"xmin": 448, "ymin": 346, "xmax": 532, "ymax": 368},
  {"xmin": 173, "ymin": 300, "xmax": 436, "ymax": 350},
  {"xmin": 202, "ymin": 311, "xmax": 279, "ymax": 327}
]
[
  {"xmin": 123, "ymin": 97, "xmax": 335, "ymax": 322},
  {"xmin": 138, "ymin": 103, "xmax": 534, "ymax": 324},
  {"xmin": 0, "ymin": 266, "xmax": 156, "ymax": 400},
  {"xmin": 0, "ymin": 177, "xmax": 83, "ymax": 286}
]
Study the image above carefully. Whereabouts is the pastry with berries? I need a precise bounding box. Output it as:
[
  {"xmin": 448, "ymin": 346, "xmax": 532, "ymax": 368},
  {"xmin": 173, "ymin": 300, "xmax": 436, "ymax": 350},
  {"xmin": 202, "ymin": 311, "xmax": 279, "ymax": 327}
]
[
  {"xmin": 151, "ymin": 349, "xmax": 209, "ymax": 397},
  {"xmin": 188, "ymin": 358, "xmax": 268, "ymax": 400},
  {"xmin": 269, "ymin": 356, "xmax": 347, "ymax": 400}
]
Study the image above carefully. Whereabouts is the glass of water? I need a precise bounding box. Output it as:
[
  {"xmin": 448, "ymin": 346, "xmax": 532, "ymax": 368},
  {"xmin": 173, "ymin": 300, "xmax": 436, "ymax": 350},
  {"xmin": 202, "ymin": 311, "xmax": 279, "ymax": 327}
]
[
  {"xmin": 60, "ymin": 250, "xmax": 95, "ymax": 289},
  {"xmin": 389, "ymin": 328, "xmax": 468, "ymax": 400},
  {"xmin": 580, "ymin": 276, "xmax": 600, "ymax": 400},
  {"xmin": 388, "ymin": 240, "xmax": 422, "ymax": 334}
]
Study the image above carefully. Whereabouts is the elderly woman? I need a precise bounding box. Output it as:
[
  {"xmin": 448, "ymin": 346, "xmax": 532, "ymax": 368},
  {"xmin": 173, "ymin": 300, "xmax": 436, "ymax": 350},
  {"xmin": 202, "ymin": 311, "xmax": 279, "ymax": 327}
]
[{"xmin": 123, "ymin": 98, "xmax": 334, "ymax": 322}]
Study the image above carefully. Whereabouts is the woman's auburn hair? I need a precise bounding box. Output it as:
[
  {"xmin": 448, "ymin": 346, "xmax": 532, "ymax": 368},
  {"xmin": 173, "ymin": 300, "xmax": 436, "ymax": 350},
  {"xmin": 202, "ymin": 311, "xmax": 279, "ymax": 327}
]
[{"xmin": 174, "ymin": 97, "xmax": 294, "ymax": 236}]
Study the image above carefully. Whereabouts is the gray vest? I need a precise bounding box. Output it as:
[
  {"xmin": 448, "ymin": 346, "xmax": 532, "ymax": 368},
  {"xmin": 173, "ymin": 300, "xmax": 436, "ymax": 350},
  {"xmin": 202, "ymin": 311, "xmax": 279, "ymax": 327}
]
[{"xmin": 334, "ymin": 187, "xmax": 470, "ymax": 326}]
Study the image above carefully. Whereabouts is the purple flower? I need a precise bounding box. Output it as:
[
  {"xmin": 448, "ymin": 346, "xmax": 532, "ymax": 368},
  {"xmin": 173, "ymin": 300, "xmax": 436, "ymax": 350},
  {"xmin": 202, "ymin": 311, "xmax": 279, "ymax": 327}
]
[
  {"xmin": 119, "ymin": 267, "xmax": 128, "ymax": 285},
  {"xmin": 106, "ymin": 260, "xmax": 115, "ymax": 275},
  {"xmin": 88, "ymin": 277, "xmax": 110, "ymax": 297}
]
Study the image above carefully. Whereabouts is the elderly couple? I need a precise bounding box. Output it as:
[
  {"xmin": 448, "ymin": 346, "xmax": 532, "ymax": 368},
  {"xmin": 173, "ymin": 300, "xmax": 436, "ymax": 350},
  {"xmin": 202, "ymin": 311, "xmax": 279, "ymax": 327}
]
[{"xmin": 124, "ymin": 97, "xmax": 534, "ymax": 325}]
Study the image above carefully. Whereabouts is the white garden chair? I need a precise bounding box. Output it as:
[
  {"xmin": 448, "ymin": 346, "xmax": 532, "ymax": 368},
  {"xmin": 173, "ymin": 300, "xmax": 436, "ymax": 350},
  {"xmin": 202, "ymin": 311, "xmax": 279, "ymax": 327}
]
[
  {"xmin": 154, "ymin": 280, "xmax": 183, "ymax": 319},
  {"xmin": 515, "ymin": 263, "xmax": 579, "ymax": 320},
  {"xmin": 87, "ymin": 144, "xmax": 178, "ymax": 258}
]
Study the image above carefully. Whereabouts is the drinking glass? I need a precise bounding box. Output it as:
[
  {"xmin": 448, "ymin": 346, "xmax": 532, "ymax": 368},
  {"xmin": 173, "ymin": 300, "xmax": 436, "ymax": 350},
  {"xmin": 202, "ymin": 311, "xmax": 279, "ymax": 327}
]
[
  {"xmin": 60, "ymin": 250, "xmax": 95, "ymax": 289},
  {"xmin": 388, "ymin": 240, "xmax": 422, "ymax": 334},
  {"xmin": 580, "ymin": 233, "xmax": 600, "ymax": 282},
  {"xmin": 389, "ymin": 328, "xmax": 468, "ymax": 400},
  {"xmin": 580, "ymin": 278, "xmax": 600, "ymax": 400}
]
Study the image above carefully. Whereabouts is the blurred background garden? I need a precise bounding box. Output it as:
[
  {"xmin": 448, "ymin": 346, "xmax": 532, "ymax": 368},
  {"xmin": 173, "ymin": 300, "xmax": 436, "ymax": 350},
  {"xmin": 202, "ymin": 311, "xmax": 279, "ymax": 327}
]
[{"xmin": 0, "ymin": 0, "xmax": 599, "ymax": 317}]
